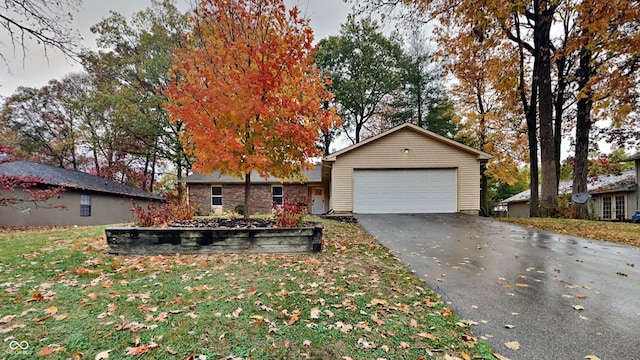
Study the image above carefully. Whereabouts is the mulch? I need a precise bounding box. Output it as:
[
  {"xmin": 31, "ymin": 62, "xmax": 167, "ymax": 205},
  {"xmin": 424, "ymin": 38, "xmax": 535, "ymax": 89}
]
[{"xmin": 168, "ymin": 218, "xmax": 278, "ymax": 228}]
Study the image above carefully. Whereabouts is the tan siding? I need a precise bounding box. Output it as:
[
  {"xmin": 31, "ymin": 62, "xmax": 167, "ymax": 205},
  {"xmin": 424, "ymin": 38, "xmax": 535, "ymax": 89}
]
[{"xmin": 330, "ymin": 128, "xmax": 481, "ymax": 213}]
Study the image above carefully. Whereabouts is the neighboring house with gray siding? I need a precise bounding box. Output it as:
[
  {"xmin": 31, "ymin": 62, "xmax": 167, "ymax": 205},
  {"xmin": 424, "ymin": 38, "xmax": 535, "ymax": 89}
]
[
  {"xmin": 502, "ymin": 158, "xmax": 638, "ymax": 220},
  {"xmin": 0, "ymin": 160, "xmax": 163, "ymax": 227}
]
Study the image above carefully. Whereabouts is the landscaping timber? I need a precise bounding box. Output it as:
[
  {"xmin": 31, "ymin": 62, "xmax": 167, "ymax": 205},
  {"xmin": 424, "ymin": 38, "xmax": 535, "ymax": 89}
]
[{"xmin": 105, "ymin": 224, "xmax": 323, "ymax": 255}]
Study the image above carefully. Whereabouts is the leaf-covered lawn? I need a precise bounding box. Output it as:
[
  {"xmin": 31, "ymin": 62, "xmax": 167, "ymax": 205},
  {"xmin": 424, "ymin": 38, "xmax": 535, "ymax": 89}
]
[
  {"xmin": 500, "ymin": 218, "xmax": 640, "ymax": 247},
  {"xmin": 0, "ymin": 220, "xmax": 495, "ymax": 359}
]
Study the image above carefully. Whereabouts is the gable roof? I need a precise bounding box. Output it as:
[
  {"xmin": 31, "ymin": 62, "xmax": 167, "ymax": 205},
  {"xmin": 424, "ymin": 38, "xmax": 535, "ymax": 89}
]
[
  {"xmin": 0, "ymin": 160, "xmax": 163, "ymax": 200},
  {"xmin": 181, "ymin": 165, "xmax": 322, "ymax": 184},
  {"xmin": 502, "ymin": 170, "xmax": 637, "ymax": 204},
  {"xmin": 324, "ymin": 123, "xmax": 492, "ymax": 161},
  {"xmin": 622, "ymin": 152, "xmax": 640, "ymax": 162}
]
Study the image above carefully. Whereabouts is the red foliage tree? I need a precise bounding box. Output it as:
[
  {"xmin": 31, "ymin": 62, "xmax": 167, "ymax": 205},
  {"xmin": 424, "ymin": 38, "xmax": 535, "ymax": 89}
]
[{"xmin": 165, "ymin": 0, "xmax": 339, "ymax": 218}]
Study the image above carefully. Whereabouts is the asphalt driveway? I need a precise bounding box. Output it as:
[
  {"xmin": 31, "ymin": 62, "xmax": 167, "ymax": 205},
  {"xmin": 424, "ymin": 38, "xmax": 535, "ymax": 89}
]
[{"xmin": 356, "ymin": 213, "xmax": 640, "ymax": 360}]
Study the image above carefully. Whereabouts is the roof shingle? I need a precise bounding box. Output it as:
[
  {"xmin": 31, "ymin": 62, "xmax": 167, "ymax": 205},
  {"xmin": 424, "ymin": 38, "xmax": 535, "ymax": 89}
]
[{"xmin": 0, "ymin": 160, "xmax": 162, "ymax": 200}]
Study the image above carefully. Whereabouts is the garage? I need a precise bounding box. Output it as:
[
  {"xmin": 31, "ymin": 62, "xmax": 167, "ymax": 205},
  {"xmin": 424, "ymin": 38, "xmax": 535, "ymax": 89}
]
[
  {"xmin": 323, "ymin": 123, "xmax": 491, "ymax": 215},
  {"xmin": 353, "ymin": 169, "xmax": 457, "ymax": 213}
]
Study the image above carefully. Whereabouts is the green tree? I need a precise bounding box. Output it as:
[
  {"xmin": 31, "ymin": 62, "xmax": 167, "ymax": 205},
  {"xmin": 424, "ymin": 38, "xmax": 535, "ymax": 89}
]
[
  {"xmin": 387, "ymin": 28, "xmax": 455, "ymax": 135},
  {"xmin": 83, "ymin": 0, "xmax": 192, "ymax": 192},
  {"xmin": 315, "ymin": 18, "xmax": 407, "ymax": 144}
]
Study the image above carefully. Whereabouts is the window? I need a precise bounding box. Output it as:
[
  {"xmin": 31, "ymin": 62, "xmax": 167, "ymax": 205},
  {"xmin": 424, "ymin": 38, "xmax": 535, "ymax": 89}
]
[
  {"xmin": 80, "ymin": 194, "xmax": 91, "ymax": 217},
  {"xmin": 272, "ymin": 186, "xmax": 283, "ymax": 205},
  {"xmin": 615, "ymin": 195, "xmax": 625, "ymax": 220},
  {"xmin": 602, "ymin": 196, "xmax": 611, "ymax": 220},
  {"xmin": 211, "ymin": 186, "xmax": 223, "ymax": 206}
]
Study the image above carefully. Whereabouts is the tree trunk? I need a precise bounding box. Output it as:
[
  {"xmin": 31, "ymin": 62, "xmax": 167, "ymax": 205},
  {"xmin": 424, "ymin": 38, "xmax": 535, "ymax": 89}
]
[
  {"xmin": 536, "ymin": 1, "xmax": 559, "ymax": 217},
  {"xmin": 572, "ymin": 42, "xmax": 593, "ymax": 219},
  {"xmin": 480, "ymin": 162, "xmax": 488, "ymax": 216},
  {"xmin": 513, "ymin": 11, "xmax": 539, "ymax": 217},
  {"xmin": 554, "ymin": 55, "xmax": 567, "ymax": 191},
  {"xmin": 244, "ymin": 172, "xmax": 251, "ymax": 219}
]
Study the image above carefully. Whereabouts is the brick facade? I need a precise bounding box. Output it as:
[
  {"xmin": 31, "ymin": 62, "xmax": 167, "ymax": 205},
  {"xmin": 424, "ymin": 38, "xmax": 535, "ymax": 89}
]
[
  {"xmin": 285, "ymin": 184, "xmax": 309, "ymax": 206},
  {"xmin": 188, "ymin": 183, "xmax": 312, "ymax": 215},
  {"xmin": 188, "ymin": 184, "xmax": 212, "ymax": 216}
]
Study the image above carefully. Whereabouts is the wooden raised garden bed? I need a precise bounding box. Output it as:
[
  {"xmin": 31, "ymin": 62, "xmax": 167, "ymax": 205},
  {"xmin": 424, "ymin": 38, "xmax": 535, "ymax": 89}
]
[{"xmin": 105, "ymin": 223, "xmax": 323, "ymax": 255}]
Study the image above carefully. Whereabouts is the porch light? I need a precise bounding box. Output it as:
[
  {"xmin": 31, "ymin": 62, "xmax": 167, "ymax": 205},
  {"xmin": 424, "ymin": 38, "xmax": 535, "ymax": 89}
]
[{"xmin": 402, "ymin": 148, "xmax": 410, "ymax": 154}]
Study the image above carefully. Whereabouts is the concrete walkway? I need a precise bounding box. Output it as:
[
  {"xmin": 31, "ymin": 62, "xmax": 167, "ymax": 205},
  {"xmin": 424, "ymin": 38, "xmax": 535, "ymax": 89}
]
[{"xmin": 356, "ymin": 213, "xmax": 640, "ymax": 360}]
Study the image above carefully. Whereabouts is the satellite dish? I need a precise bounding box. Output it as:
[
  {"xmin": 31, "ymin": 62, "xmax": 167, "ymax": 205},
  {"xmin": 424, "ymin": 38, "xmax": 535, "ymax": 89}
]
[{"xmin": 572, "ymin": 193, "xmax": 592, "ymax": 204}]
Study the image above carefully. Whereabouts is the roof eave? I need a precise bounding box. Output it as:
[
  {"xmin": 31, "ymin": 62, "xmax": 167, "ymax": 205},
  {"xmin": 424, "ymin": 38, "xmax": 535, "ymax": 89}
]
[{"xmin": 323, "ymin": 123, "xmax": 492, "ymax": 161}]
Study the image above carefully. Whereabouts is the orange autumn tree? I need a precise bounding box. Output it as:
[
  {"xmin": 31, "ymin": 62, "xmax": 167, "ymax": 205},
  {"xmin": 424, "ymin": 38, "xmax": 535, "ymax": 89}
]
[{"xmin": 165, "ymin": 0, "xmax": 339, "ymax": 218}]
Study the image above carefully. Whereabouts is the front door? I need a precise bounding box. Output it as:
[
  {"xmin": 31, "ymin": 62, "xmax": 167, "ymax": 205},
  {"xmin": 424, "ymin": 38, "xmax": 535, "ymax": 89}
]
[{"xmin": 311, "ymin": 188, "xmax": 325, "ymax": 215}]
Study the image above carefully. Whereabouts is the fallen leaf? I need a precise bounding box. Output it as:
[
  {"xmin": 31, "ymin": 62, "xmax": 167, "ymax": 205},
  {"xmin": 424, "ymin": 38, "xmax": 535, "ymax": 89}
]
[
  {"xmin": 371, "ymin": 314, "xmax": 385, "ymax": 326},
  {"xmin": 232, "ymin": 307, "xmax": 242, "ymax": 318},
  {"xmin": 0, "ymin": 315, "xmax": 15, "ymax": 323},
  {"xmin": 505, "ymin": 341, "xmax": 520, "ymax": 350},
  {"xmin": 461, "ymin": 351, "xmax": 471, "ymax": 360},
  {"xmin": 515, "ymin": 283, "xmax": 529, "ymax": 287},
  {"xmin": 124, "ymin": 342, "xmax": 158, "ymax": 356},
  {"xmin": 45, "ymin": 306, "xmax": 58, "ymax": 316},
  {"xmin": 37, "ymin": 347, "xmax": 54, "ymax": 356},
  {"xmin": 302, "ymin": 340, "xmax": 311, "ymax": 346},
  {"xmin": 0, "ymin": 323, "xmax": 26, "ymax": 334},
  {"xmin": 54, "ymin": 314, "xmax": 68, "ymax": 321},
  {"xmin": 370, "ymin": 298, "xmax": 388, "ymax": 307},
  {"xmin": 399, "ymin": 342, "xmax": 410, "ymax": 349},
  {"xmin": 310, "ymin": 307, "xmax": 320, "ymax": 319},
  {"xmin": 417, "ymin": 332, "xmax": 436, "ymax": 340},
  {"xmin": 286, "ymin": 311, "xmax": 300, "ymax": 326},
  {"xmin": 584, "ymin": 356, "xmax": 601, "ymax": 360},
  {"xmin": 166, "ymin": 346, "xmax": 178, "ymax": 355},
  {"xmin": 573, "ymin": 305, "xmax": 585, "ymax": 311},
  {"xmin": 576, "ymin": 294, "xmax": 588, "ymax": 299},
  {"xmin": 95, "ymin": 350, "xmax": 111, "ymax": 359},
  {"xmin": 504, "ymin": 324, "xmax": 515, "ymax": 329}
]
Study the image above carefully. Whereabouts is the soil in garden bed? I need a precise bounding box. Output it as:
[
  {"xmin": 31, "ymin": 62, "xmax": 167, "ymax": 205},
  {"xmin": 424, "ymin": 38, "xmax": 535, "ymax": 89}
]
[{"xmin": 167, "ymin": 218, "xmax": 318, "ymax": 228}]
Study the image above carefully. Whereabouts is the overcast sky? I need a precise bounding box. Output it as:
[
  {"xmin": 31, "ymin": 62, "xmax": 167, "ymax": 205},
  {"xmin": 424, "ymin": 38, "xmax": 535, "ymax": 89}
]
[{"xmin": 0, "ymin": 0, "xmax": 354, "ymax": 97}]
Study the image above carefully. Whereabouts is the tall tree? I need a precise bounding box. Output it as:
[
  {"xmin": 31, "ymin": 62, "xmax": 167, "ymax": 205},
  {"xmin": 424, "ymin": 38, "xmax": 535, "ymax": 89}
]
[
  {"xmin": 165, "ymin": 0, "xmax": 339, "ymax": 218},
  {"xmin": 440, "ymin": 25, "xmax": 528, "ymax": 214},
  {"xmin": 315, "ymin": 18, "xmax": 407, "ymax": 144},
  {"xmin": 568, "ymin": 0, "xmax": 640, "ymax": 218},
  {"xmin": 84, "ymin": 0, "xmax": 193, "ymax": 192},
  {"xmin": 387, "ymin": 27, "xmax": 454, "ymax": 136},
  {"xmin": 1, "ymin": 78, "xmax": 82, "ymax": 169}
]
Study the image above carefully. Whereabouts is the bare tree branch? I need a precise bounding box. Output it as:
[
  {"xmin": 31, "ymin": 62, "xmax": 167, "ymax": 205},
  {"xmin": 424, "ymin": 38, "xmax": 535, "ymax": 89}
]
[{"xmin": 0, "ymin": 0, "xmax": 83, "ymax": 67}]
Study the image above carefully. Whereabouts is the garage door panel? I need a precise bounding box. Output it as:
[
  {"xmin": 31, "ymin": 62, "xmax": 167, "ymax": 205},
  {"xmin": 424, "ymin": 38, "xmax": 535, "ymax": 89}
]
[{"xmin": 353, "ymin": 169, "xmax": 456, "ymax": 213}]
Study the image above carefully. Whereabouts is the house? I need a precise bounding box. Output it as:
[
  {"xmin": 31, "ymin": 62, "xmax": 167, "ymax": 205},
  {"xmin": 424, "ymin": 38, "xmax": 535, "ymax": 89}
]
[
  {"xmin": 183, "ymin": 166, "xmax": 326, "ymax": 215},
  {"xmin": 502, "ymin": 159, "xmax": 639, "ymax": 220},
  {"xmin": 183, "ymin": 123, "xmax": 491, "ymax": 215},
  {"xmin": 0, "ymin": 160, "xmax": 163, "ymax": 227}
]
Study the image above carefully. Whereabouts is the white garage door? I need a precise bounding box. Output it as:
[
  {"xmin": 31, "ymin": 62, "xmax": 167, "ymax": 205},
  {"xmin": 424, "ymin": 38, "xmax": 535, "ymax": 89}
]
[{"xmin": 353, "ymin": 169, "xmax": 457, "ymax": 214}]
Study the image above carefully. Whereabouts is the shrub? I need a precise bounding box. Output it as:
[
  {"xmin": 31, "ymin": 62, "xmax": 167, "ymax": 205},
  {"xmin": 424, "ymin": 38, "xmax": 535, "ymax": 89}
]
[
  {"xmin": 234, "ymin": 203, "xmax": 245, "ymax": 216},
  {"xmin": 272, "ymin": 197, "xmax": 308, "ymax": 228},
  {"xmin": 168, "ymin": 200, "xmax": 197, "ymax": 221},
  {"xmin": 130, "ymin": 201, "xmax": 170, "ymax": 227},
  {"xmin": 131, "ymin": 195, "xmax": 196, "ymax": 227}
]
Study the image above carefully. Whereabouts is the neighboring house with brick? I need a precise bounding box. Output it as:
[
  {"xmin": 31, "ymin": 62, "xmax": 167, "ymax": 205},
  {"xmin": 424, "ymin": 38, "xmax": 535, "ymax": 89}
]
[
  {"xmin": 182, "ymin": 165, "xmax": 328, "ymax": 215},
  {"xmin": 0, "ymin": 160, "xmax": 163, "ymax": 227}
]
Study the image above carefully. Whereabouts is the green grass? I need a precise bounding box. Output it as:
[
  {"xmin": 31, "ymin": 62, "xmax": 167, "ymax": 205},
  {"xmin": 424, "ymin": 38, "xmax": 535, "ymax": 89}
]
[
  {"xmin": 500, "ymin": 217, "xmax": 640, "ymax": 247},
  {"xmin": 0, "ymin": 221, "xmax": 496, "ymax": 359}
]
